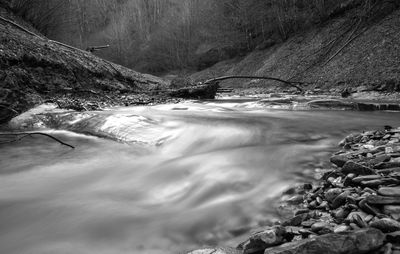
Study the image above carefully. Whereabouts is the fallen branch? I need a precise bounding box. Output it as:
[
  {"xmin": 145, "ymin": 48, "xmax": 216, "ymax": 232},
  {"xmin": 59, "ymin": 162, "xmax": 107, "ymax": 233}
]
[
  {"xmin": 203, "ymin": 75, "xmax": 304, "ymax": 92},
  {"xmin": 0, "ymin": 132, "xmax": 75, "ymax": 149}
]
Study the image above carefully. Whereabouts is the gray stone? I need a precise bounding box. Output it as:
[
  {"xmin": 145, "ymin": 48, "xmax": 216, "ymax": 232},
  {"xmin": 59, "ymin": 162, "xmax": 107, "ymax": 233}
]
[
  {"xmin": 386, "ymin": 231, "xmax": 400, "ymax": 244},
  {"xmin": 242, "ymin": 226, "xmax": 286, "ymax": 253},
  {"xmin": 331, "ymin": 191, "xmax": 351, "ymax": 209},
  {"xmin": 370, "ymin": 218, "xmax": 400, "ymax": 233},
  {"xmin": 264, "ymin": 228, "xmax": 385, "ymax": 254},
  {"xmin": 379, "ymin": 187, "xmax": 400, "ymax": 197},
  {"xmin": 188, "ymin": 247, "xmax": 242, "ymax": 254},
  {"xmin": 341, "ymin": 161, "xmax": 376, "ymax": 175}
]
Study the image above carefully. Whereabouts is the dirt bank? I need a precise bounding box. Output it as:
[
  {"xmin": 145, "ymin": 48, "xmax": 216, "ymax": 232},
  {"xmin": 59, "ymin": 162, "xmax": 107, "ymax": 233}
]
[{"xmin": 190, "ymin": 3, "xmax": 400, "ymax": 96}]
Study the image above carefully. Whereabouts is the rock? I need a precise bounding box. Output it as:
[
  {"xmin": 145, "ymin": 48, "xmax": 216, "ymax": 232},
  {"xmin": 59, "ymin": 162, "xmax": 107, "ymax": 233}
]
[
  {"xmin": 378, "ymin": 243, "xmax": 393, "ymax": 254},
  {"xmin": 370, "ymin": 218, "xmax": 400, "ymax": 233},
  {"xmin": 333, "ymin": 207, "xmax": 350, "ymax": 221},
  {"xmin": 341, "ymin": 161, "xmax": 376, "ymax": 175},
  {"xmin": 384, "ymin": 205, "xmax": 400, "ymax": 220},
  {"xmin": 359, "ymin": 199, "xmax": 381, "ymax": 215},
  {"xmin": 324, "ymin": 188, "xmax": 342, "ymax": 203},
  {"xmin": 295, "ymin": 209, "xmax": 310, "ymax": 216},
  {"xmin": 188, "ymin": 247, "xmax": 242, "ymax": 254},
  {"xmin": 264, "ymin": 228, "xmax": 385, "ymax": 254},
  {"xmin": 366, "ymin": 195, "xmax": 400, "ymax": 205},
  {"xmin": 386, "ymin": 231, "xmax": 400, "ymax": 244},
  {"xmin": 331, "ymin": 191, "xmax": 351, "ymax": 209},
  {"xmin": 379, "ymin": 187, "xmax": 400, "ymax": 197},
  {"xmin": 242, "ymin": 226, "xmax": 286, "ymax": 253},
  {"xmin": 311, "ymin": 222, "xmax": 330, "ymax": 233},
  {"xmin": 286, "ymin": 195, "xmax": 304, "ymax": 205},
  {"xmin": 333, "ymin": 225, "xmax": 350, "ymax": 233},
  {"xmin": 330, "ymin": 155, "xmax": 350, "ymax": 167},
  {"xmin": 352, "ymin": 175, "xmax": 382, "ymax": 183},
  {"xmin": 283, "ymin": 213, "xmax": 309, "ymax": 227}
]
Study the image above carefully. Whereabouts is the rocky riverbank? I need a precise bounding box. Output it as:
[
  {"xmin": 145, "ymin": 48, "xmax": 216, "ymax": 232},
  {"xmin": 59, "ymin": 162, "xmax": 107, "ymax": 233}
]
[{"xmin": 190, "ymin": 126, "xmax": 400, "ymax": 254}]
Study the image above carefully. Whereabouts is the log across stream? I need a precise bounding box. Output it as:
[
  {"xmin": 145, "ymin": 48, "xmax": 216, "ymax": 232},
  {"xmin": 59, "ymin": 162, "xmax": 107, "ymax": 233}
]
[{"xmin": 1, "ymin": 100, "xmax": 400, "ymax": 254}]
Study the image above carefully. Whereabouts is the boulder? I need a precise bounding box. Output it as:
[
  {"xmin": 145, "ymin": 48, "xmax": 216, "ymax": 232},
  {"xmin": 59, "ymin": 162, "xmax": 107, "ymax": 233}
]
[
  {"xmin": 341, "ymin": 161, "xmax": 376, "ymax": 175},
  {"xmin": 242, "ymin": 226, "xmax": 286, "ymax": 253},
  {"xmin": 188, "ymin": 247, "xmax": 242, "ymax": 254},
  {"xmin": 264, "ymin": 228, "xmax": 385, "ymax": 254}
]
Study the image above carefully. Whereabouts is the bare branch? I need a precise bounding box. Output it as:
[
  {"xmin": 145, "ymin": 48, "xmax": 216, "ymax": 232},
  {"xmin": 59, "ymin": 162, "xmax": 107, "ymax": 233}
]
[
  {"xmin": 203, "ymin": 75, "xmax": 304, "ymax": 92},
  {"xmin": 0, "ymin": 132, "xmax": 75, "ymax": 149}
]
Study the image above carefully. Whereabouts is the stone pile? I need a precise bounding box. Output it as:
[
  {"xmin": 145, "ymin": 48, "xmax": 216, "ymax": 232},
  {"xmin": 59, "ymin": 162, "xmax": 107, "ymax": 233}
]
[{"xmin": 189, "ymin": 126, "xmax": 400, "ymax": 254}]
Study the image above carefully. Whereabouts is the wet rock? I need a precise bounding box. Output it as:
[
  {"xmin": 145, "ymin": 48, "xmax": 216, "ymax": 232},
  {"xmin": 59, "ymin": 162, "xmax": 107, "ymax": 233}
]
[
  {"xmin": 263, "ymin": 228, "xmax": 385, "ymax": 254},
  {"xmin": 242, "ymin": 226, "xmax": 286, "ymax": 253},
  {"xmin": 188, "ymin": 247, "xmax": 242, "ymax": 254},
  {"xmin": 359, "ymin": 199, "xmax": 381, "ymax": 215},
  {"xmin": 331, "ymin": 191, "xmax": 351, "ymax": 209},
  {"xmin": 379, "ymin": 187, "xmax": 400, "ymax": 197},
  {"xmin": 286, "ymin": 195, "xmax": 304, "ymax": 205},
  {"xmin": 366, "ymin": 195, "xmax": 400, "ymax": 205},
  {"xmin": 341, "ymin": 161, "xmax": 376, "ymax": 175},
  {"xmin": 387, "ymin": 231, "xmax": 400, "ymax": 244},
  {"xmin": 370, "ymin": 218, "xmax": 400, "ymax": 233}
]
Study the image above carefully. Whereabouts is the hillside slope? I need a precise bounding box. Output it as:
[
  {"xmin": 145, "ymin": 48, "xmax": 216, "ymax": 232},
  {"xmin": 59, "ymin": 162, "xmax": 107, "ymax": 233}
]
[
  {"xmin": 190, "ymin": 4, "xmax": 400, "ymax": 94},
  {"xmin": 0, "ymin": 5, "xmax": 170, "ymax": 124}
]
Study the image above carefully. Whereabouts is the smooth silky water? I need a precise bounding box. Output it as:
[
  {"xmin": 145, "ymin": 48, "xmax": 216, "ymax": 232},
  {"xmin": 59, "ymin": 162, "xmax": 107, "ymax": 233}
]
[{"xmin": 1, "ymin": 100, "xmax": 400, "ymax": 254}]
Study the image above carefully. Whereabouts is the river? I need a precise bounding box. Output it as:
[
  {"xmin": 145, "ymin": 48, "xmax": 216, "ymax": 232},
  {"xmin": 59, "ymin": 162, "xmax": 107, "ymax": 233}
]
[{"xmin": 1, "ymin": 99, "xmax": 400, "ymax": 254}]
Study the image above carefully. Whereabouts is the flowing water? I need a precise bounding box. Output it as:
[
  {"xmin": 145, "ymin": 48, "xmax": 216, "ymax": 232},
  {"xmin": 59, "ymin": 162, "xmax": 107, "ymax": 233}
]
[{"xmin": 1, "ymin": 100, "xmax": 400, "ymax": 254}]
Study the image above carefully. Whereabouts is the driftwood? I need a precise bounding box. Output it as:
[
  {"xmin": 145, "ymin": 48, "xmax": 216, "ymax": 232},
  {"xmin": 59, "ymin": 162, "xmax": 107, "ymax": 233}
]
[
  {"xmin": 0, "ymin": 132, "xmax": 75, "ymax": 149},
  {"xmin": 203, "ymin": 75, "xmax": 303, "ymax": 92}
]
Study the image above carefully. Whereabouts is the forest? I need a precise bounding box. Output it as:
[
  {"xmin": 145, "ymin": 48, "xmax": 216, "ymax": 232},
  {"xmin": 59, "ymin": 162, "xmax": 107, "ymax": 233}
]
[{"xmin": 9, "ymin": 0, "xmax": 360, "ymax": 74}]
